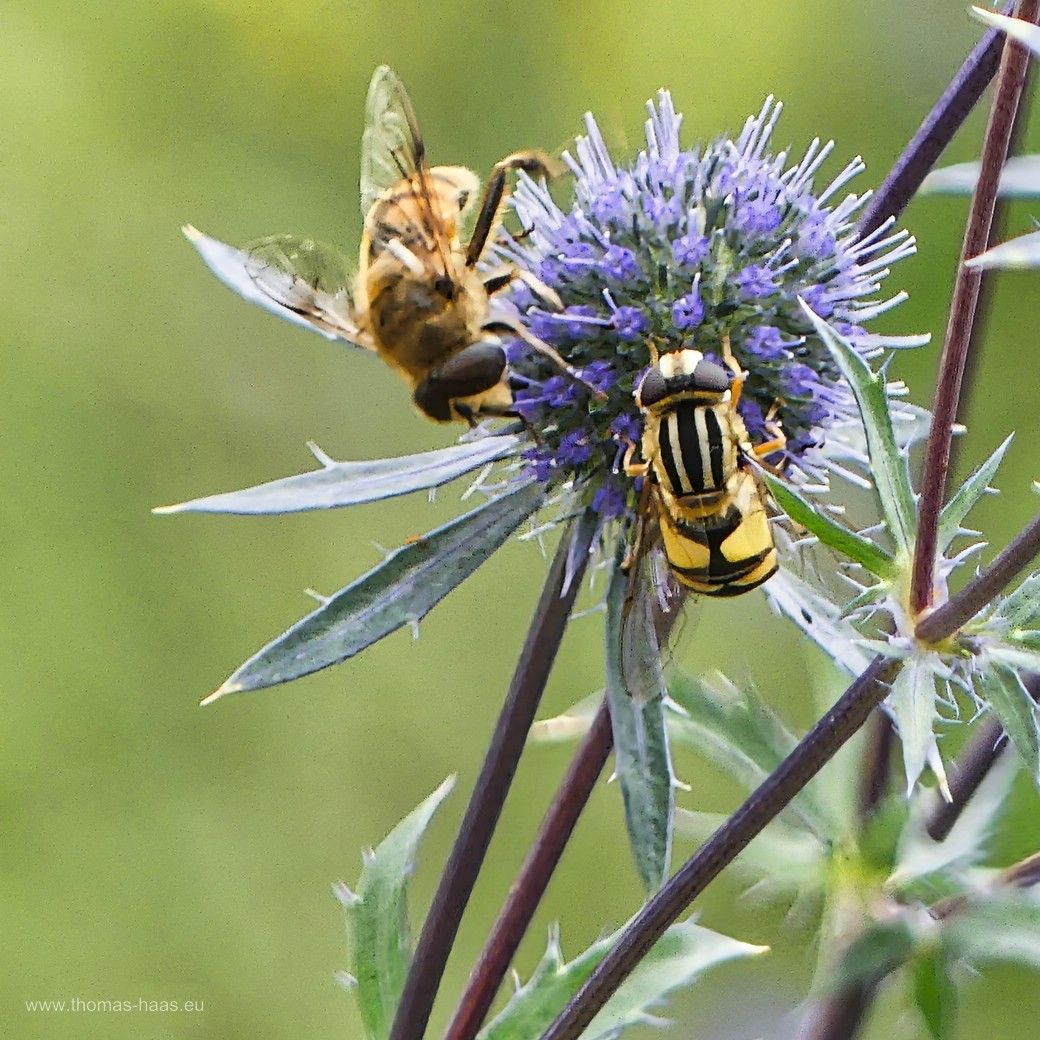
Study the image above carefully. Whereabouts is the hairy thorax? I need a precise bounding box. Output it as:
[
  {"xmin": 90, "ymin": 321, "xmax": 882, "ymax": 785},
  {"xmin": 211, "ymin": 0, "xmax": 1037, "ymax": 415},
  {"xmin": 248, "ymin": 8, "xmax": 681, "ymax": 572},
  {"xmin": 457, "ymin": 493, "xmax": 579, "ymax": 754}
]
[{"xmin": 363, "ymin": 258, "xmax": 486, "ymax": 386}]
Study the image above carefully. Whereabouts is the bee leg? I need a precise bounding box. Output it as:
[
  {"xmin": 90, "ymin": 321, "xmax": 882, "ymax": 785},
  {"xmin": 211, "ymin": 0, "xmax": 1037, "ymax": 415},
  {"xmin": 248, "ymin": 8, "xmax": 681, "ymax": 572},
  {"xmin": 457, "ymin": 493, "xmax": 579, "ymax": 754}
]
[
  {"xmin": 484, "ymin": 318, "xmax": 608, "ymax": 400},
  {"xmin": 465, "ymin": 150, "xmax": 561, "ymax": 268},
  {"xmin": 483, "ymin": 265, "xmax": 562, "ymax": 310},
  {"xmin": 412, "ymin": 342, "xmax": 507, "ymax": 423}
]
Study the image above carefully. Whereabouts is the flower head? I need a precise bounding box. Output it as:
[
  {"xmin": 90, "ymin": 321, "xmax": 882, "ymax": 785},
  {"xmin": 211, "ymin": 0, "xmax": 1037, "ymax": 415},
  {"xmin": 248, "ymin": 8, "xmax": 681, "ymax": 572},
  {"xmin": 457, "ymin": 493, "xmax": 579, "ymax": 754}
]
[{"xmin": 497, "ymin": 93, "xmax": 920, "ymax": 512}]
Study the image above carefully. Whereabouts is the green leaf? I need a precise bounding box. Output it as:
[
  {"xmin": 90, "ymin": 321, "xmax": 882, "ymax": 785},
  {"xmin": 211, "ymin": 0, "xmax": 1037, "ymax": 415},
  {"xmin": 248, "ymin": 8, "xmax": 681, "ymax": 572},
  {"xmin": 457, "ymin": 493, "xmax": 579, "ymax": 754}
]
[
  {"xmin": 205, "ymin": 481, "xmax": 544, "ymax": 700},
  {"xmin": 891, "ymin": 753, "xmax": 1016, "ymax": 892},
  {"xmin": 913, "ymin": 951, "xmax": 957, "ymax": 1040},
  {"xmin": 154, "ymin": 436, "xmax": 522, "ymax": 515},
  {"xmin": 965, "ymin": 228, "xmax": 1040, "ymax": 271},
  {"xmin": 529, "ymin": 693, "xmax": 602, "ymax": 745},
  {"xmin": 668, "ymin": 672, "xmax": 835, "ymax": 838},
  {"xmin": 762, "ymin": 471, "xmax": 896, "ymax": 578},
  {"xmin": 922, "ymin": 155, "xmax": 1040, "ymax": 198},
  {"xmin": 976, "ymin": 663, "xmax": 1040, "ymax": 782},
  {"xmin": 765, "ymin": 567, "xmax": 875, "ymax": 677},
  {"xmin": 887, "ymin": 655, "xmax": 946, "ymax": 796},
  {"xmin": 605, "ymin": 562, "xmax": 674, "ymax": 892},
  {"xmin": 994, "ymin": 570, "xmax": 1040, "ymax": 629},
  {"xmin": 831, "ymin": 919, "xmax": 917, "ymax": 990},
  {"xmin": 479, "ymin": 921, "xmax": 766, "ymax": 1040},
  {"xmin": 937, "ymin": 435, "xmax": 1013, "ymax": 552},
  {"xmin": 971, "ymin": 6, "xmax": 1040, "ymax": 58},
  {"xmin": 336, "ymin": 776, "xmax": 455, "ymax": 1040},
  {"xmin": 943, "ymin": 895, "xmax": 1040, "ymax": 970},
  {"xmin": 800, "ymin": 304, "xmax": 916, "ymax": 555}
]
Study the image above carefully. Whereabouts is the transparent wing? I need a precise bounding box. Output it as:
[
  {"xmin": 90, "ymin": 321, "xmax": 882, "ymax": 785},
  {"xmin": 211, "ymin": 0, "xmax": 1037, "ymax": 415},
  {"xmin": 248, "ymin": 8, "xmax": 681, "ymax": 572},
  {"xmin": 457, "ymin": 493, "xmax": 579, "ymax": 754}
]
[
  {"xmin": 620, "ymin": 538, "xmax": 670, "ymax": 704},
  {"xmin": 360, "ymin": 65, "xmax": 424, "ymax": 216},
  {"xmin": 183, "ymin": 226, "xmax": 372, "ymax": 349}
]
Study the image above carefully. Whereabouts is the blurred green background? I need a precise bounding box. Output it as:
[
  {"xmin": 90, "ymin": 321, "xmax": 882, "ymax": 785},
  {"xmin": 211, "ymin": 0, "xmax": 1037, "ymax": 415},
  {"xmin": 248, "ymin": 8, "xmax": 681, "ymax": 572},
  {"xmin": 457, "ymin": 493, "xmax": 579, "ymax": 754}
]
[{"xmin": 6, "ymin": 1, "xmax": 1040, "ymax": 1037}]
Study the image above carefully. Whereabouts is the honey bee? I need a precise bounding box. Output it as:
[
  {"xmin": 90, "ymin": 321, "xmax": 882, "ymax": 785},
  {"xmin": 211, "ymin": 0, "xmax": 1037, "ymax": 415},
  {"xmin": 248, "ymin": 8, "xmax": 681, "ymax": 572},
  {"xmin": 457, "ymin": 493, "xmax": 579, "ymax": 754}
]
[
  {"xmin": 624, "ymin": 339, "xmax": 786, "ymax": 598},
  {"xmin": 184, "ymin": 66, "xmax": 575, "ymax": 423}
]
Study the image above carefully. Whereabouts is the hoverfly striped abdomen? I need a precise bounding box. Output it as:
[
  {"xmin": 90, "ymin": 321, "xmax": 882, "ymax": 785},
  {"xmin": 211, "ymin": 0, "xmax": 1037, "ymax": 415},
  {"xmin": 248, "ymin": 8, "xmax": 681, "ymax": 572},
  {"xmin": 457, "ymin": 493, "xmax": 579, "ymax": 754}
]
[{"xmin": 630, "ymin": 346, "xmax": 779, "ymax": 598}]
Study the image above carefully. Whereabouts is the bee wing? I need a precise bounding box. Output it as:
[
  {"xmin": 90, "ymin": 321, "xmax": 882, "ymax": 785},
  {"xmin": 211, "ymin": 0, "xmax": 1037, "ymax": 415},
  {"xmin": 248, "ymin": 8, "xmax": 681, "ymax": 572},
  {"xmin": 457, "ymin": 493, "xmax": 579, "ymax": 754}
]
[
  {"xmin": 183, "ymin": 226, "xmax": 373, "ymax": 350},
  {"xmin": 359, "ymin": 66, "xmax": 425, "ymax": 217}
]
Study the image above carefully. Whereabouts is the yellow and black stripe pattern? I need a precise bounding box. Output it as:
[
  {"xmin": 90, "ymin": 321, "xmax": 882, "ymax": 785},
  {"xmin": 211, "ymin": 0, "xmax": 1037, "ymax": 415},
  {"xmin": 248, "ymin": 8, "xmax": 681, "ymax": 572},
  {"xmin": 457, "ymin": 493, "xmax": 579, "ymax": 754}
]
[{"xmin": 634, "ymin": 349, "xmax": 778, "ymax": 597}]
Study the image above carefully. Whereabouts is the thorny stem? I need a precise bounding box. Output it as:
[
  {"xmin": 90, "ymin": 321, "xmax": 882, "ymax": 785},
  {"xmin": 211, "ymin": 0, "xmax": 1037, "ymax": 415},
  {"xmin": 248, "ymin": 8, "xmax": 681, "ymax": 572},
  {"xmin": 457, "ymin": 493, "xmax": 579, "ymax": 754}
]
[
  {"xmin": 443, "ymin": 700, "xmax": 614, "ymax": 1040},
  {"xmin": 916, "ymin": 509, "xmax": 1040, "ymax": 642},
  {"xmin": 539, "ymin": 552, "xmax": 1032, "ymax": 1040},
  {"xmin": 910, "ymin": 0, "xmax": 1039, "ymax": 617},
  {"xmin": 857, "ymin": 4, "xmax": 1011, "ymax": 237},
  {"xmin": 856, "ymin": 713, "xmax": 895, "ymax": 822},
  {"xmin": 387, "ymin": 511, "xmax": 597, "ymax": 1040},
  {"xmin": 537, "ymin": 656, "xmax": 898, "ymax": 1040}
]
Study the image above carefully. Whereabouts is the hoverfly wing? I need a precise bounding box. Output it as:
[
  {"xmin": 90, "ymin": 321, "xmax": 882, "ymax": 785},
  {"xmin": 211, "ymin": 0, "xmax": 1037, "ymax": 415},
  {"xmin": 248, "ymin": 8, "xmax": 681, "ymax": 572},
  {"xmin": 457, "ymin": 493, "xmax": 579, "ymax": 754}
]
[
  {"xmin": 360, "ymin": 65, "xmax": 424, "ymax": 217},
  {"xmin": 620, "ymin": 545, "xmax": 668, "ymax": 704},
  {"xmin": 183, "ymin": 227, "xmax": 372, "ymax": 350}
]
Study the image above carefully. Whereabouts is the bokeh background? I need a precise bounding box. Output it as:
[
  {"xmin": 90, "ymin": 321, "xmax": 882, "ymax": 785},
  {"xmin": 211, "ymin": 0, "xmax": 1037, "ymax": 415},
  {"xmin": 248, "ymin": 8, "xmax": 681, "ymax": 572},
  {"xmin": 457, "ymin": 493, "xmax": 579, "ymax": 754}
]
[{"xmin": 6, "ymin": 1, "xmax": 1040, "ymax": 1037}]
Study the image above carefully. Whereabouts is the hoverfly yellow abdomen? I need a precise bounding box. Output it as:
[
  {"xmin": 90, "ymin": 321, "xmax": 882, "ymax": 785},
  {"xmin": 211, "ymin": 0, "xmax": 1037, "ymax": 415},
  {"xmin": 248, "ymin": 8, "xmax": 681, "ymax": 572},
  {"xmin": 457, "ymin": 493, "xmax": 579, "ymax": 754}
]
[{"xmin": 628, "ymin": 346, "xmax": 782, "ymax": 598}]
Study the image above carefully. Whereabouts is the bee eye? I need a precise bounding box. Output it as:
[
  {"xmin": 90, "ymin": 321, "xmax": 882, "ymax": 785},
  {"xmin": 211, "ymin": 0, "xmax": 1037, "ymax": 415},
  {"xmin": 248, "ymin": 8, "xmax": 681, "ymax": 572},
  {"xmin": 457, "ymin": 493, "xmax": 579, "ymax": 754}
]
[{"xmin": 456, "ymin": 190, "xmax": 470, "ymax": 211}]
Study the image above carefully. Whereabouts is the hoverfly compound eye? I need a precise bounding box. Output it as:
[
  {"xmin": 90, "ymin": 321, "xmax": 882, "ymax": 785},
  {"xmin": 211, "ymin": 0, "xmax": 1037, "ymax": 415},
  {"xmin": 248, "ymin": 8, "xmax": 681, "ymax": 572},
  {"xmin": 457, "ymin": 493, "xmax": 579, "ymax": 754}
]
[
  {"xmin": 692, "ymin": 358, "xmax": 731, "ymax": 394},
  {"xmin": 636, "ymin": 368, "xmax": 669, "ymax": 408}
]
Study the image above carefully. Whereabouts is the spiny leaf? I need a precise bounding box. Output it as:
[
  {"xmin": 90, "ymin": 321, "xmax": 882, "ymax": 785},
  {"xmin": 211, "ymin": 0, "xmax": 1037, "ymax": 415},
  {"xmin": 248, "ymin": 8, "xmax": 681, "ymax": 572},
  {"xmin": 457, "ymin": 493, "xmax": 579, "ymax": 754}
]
[
  {"xmin": 943, "ymin": 895, "xmax": 1040, "ymax": 970},
  {"xmin": 478, "ymin": 921, "xmax": 766, "ymax": 1040},
  {"xmin": 800, "ymin": 304, "xmax": 917, "ymax": 555},
  {"xmin": 668, "ymin": 672, "xmax": 835, "ymax": 838},
  {"xmin": 921, "ymin": 154, "xmax": 1040, "ymax": 198},
  {"xmin": 155, "ymin": 436, "xmax": 522, "ymax": 515},
  {"xmin": 204, "ymin": 481, "xmax": 544, "ymax": 700},
  {"xmin": 975, "ymin": 663, "xmax": 1040, "ymax": 783},
  {"xmin": 160, "ymin": 440, "xmax": 520, "ymax": 516},
  {"xmin": 937, "ymin": 435, "xmax": 1013, "ymax": 552},
  {"xmin": 765, "ymin": 567, "xmax": 874, "ymax": 677},
  {"xmin": 338, "ymin": 776, "xmax": 455, "ymax": 1040},
  {"xmin": 887, "ymin": 655, "xmax": 945, "ymax": 796},
  {"xmin": 993, "ymin": 570, "xmax": 1040, "ymax": 630},
  {"xmin": 605, "ymin": 562, "xmax": 674, "ymax": 892},
  {"xmin": 762, "ymin": 471, "xmax": 896, "ymax": 578},
  {"xmin": 966, "ymin": 228, "xmax": 1040, "ymax": 271},
  {"xmin": 890, "ymin": 753, "xmax": 1016, "ymax": 892}
]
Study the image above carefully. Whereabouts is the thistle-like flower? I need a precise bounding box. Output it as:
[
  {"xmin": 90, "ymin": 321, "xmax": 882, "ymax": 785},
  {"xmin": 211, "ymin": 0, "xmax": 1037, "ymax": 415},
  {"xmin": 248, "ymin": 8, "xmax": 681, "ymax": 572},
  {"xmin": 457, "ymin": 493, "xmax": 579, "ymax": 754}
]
[{"xmin": 497, "ymin": 93, "xmax": 923, "ymax": 515}]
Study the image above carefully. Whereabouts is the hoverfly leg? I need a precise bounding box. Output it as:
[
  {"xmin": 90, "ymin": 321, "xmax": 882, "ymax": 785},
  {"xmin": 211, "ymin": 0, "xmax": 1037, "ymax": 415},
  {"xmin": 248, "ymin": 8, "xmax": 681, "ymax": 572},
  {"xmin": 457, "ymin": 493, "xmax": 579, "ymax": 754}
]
[
  {"xmin": 622, "ymin": 441, "xmax": 650, "ymax": 479},
  {"xmin": 719, "ymin": 332, "xmax": 746, "ymax": 410},
  {"xmin": 412, "ymin": 341, "xmax": 508, "ymax": 423}
]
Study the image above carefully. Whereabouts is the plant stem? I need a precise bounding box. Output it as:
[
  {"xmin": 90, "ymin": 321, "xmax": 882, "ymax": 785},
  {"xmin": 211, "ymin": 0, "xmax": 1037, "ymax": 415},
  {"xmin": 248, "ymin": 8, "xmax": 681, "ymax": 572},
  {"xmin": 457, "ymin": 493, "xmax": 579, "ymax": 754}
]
[
  {"xmin": 915, "ymin": 510, "xmax": 1040, "ymax": 642},
  {"xmin": 443, "ymin": 699, "xmax": 614, "ymax": 1040},
  {"xmin": 910, "ymin": 1, "xmax": 1039, "ymax": 617},
  {"xmin": 536, "ymin": 654, "xmax": 897, "ymax": 1040},
  {"xmin": 857, "ymin": 4, "xmax": 1011, "ymax": 237},
  {"xmin": 856, "ymin": 713, "xmax": 895, "ymax": 821},
  {"xmin": 387, "ymin": 510, "xmax": 597, "ymax": 1040}
]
